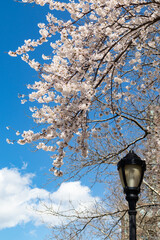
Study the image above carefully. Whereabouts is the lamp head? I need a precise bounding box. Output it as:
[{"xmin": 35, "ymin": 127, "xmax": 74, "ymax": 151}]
[{"xmin": 117, "ymin": 151, "xmax": 146, "ymax": 196}]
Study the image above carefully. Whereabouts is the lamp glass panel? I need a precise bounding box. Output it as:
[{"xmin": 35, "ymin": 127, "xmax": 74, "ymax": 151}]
[
  {"xmin": 125, "ymin": 165, "xmax": 142, "ymax": 187},
  {"xmin": 118, "ymin": 168, "xmax": 125, "ymax": 188}
]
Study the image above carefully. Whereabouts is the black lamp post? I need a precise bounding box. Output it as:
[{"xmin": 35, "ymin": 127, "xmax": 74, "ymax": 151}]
[{"xmin": 117, "ymin": 151, "xmax": 146, "ymax": 240}]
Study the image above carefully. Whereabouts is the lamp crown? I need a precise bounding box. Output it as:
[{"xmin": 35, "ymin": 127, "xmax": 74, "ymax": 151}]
[
  {"xmin": 117, "ymin": 150, "xmax": 146, "ymax": 171},
  {"xmin": 124, "ymin": 150, "xmax": 141, "ymax": 162}
]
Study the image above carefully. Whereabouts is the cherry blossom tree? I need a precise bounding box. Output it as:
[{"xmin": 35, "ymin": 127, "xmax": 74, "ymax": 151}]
[
  {"xmin": 8, "ymin": 0, "xmax": 159, "ymax": 238},
  {"xmin": 9, "ymin": 0, "xmax": 159, "ymax": 176}
]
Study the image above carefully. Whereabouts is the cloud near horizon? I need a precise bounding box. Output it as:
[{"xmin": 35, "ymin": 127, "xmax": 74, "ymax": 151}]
[{"xmin": 0, "ymin": 168, "xmax": 99, "ymax": 230}]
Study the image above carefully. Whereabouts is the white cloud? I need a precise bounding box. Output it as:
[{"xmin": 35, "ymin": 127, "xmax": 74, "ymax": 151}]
[{"xmin": 0, "ymin": 168, "xmax": 99, "ymax": 230}]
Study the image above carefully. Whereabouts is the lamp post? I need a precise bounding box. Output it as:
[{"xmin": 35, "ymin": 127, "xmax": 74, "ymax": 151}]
[{"xmin": 117, "ymin": 151, "xmax": 146, "ymax": 240}]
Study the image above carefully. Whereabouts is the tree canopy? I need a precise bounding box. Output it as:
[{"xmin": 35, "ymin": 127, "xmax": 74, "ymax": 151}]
[{"xmin": 9, "ymin": 0, "xmax": 160, "ymax": 176}]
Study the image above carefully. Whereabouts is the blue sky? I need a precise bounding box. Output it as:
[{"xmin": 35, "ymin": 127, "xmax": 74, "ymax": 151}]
[
  {"xmin": 1, "ymin": 1, "xmax": 53, "ymax": 188},
  {"xmin": 0, "ymin": 1, "xmax": 107, "ymax": 239}
]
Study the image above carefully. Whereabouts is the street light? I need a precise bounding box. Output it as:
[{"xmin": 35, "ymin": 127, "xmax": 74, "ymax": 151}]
[{"xmin": 117, "ymin": 150, "xmax": 146, "ymax": 240}]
